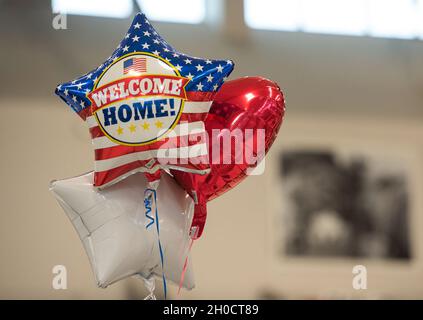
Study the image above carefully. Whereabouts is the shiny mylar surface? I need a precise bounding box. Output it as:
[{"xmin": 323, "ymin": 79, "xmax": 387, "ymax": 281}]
[
  {"xmin": 50, "ymin": 172, "xmax": 195, "ymax": 289},
  {"xmin": 55, "ymin": 12, "xmax": 234, "ymax": 189},
  {"xmin": 171, "ymin": 77, "xmax": 285, "ymax": 238}
]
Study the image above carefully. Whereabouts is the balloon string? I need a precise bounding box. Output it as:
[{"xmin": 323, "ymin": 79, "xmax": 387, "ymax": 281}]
[
  {"xmin": 145, "ymin": 188, "xmax": 167, "ymax": 300},
  {"xmin": 144, "ymin": 197, "xmax": 155, "ymax": 229},
  {"xmin": 177, "ymin": 237, "xmax": 195, "ymax": 295}
]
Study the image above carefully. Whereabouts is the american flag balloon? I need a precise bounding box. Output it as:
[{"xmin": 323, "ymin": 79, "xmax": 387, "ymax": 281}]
[{"xmin": 56, "ymin": 13, "xmax": 234, "ymax": 189}]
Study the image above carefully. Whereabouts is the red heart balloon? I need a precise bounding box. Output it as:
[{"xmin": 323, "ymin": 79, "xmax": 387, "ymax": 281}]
[{"xmin": 171, "ymin": 76, "xmax": 285, "ymax": 238}]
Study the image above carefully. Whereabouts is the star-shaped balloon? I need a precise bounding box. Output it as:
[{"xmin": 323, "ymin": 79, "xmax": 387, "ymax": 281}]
[
  {"xmin": 50, "ymin": 171, "xmax": 195, "ymax": 291},
  {"xmin": 55, "ymin": 13, "xmax": 234, "ymax": 189}
]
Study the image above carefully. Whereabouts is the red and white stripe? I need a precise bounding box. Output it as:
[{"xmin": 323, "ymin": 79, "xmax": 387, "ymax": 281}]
[
  {"xmin": 82, "ymin": 93, "xmax": 212, "ymax": 188},
  {"xmin": 124, "ymin": 58, "xmax": 147, "ymax": 74}
]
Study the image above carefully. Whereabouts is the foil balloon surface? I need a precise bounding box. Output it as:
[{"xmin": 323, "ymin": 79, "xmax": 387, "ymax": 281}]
[
  {"xmin": 171, "ymin": 77, "xmax": 285, "ymax": 238},
  {"xmin": 55, "ymin": 13, "xmax": 234, "ymax": 189},
  {"xmin": 50, "ymin": 172, "xmax": 195, "ymax": 291}
]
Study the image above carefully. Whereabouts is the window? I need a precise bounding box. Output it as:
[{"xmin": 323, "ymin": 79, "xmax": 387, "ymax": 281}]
[
  {"xmin": 51, "ymin": 0, "xmax": 133, "ymax": 18},
  {"xmin": 136, "ymin": 0, "xmax": 205, "ymax": 24},
  {"xmin": 245, "ymin": 0, "xmax": 423, "ymax": 40},
  {"xmin": 51, "ymin": 0, "xmax": 206, "ymax": 23}
]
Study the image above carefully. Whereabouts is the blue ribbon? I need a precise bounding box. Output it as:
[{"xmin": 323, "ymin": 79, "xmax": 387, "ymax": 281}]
[
  {"xmin": 144, "ymin": 188, "xmax": 167, "ymax": 299},
  {"xmin": 144, "ymin": 196, "xmax": 155, "ymax": 229}
]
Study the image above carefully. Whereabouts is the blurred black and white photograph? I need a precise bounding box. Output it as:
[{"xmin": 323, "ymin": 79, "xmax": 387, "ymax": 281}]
[{"xmin": 278, "ymin": 149, "xmax": 411, "ymax": 260}]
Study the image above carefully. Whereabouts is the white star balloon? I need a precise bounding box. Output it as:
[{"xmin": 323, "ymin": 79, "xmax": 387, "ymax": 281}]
[{"xmin": 50, "ymin": 172, "xmax": 195, "ymax": 291}]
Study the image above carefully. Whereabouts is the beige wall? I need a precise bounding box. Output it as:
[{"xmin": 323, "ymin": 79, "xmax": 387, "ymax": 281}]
[{"xmin": 0, "ymin": 1, "xmax": 422, "ymax": 299}]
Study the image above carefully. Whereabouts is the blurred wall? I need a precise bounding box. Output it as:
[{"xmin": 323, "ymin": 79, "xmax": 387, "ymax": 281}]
[{"xmin": 0, "ymin": 0, "xmax": 422, "ymax": 299}]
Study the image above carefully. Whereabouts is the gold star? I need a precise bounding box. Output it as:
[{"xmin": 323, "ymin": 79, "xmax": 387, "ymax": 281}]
[
  {"xmin": 155, "ymin": 120, "xmax": 163, "ymax": 129},
  {"xmin": 141, "ymin": 122, "xmax": 150, "ymax": 130},
  {"xmin": 129, "ymin": 123, "xmax": 136, "ymax": 133},
  {"xmin": 116, "ymin": 126, "xmax": 124, "ymax": 135}
]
